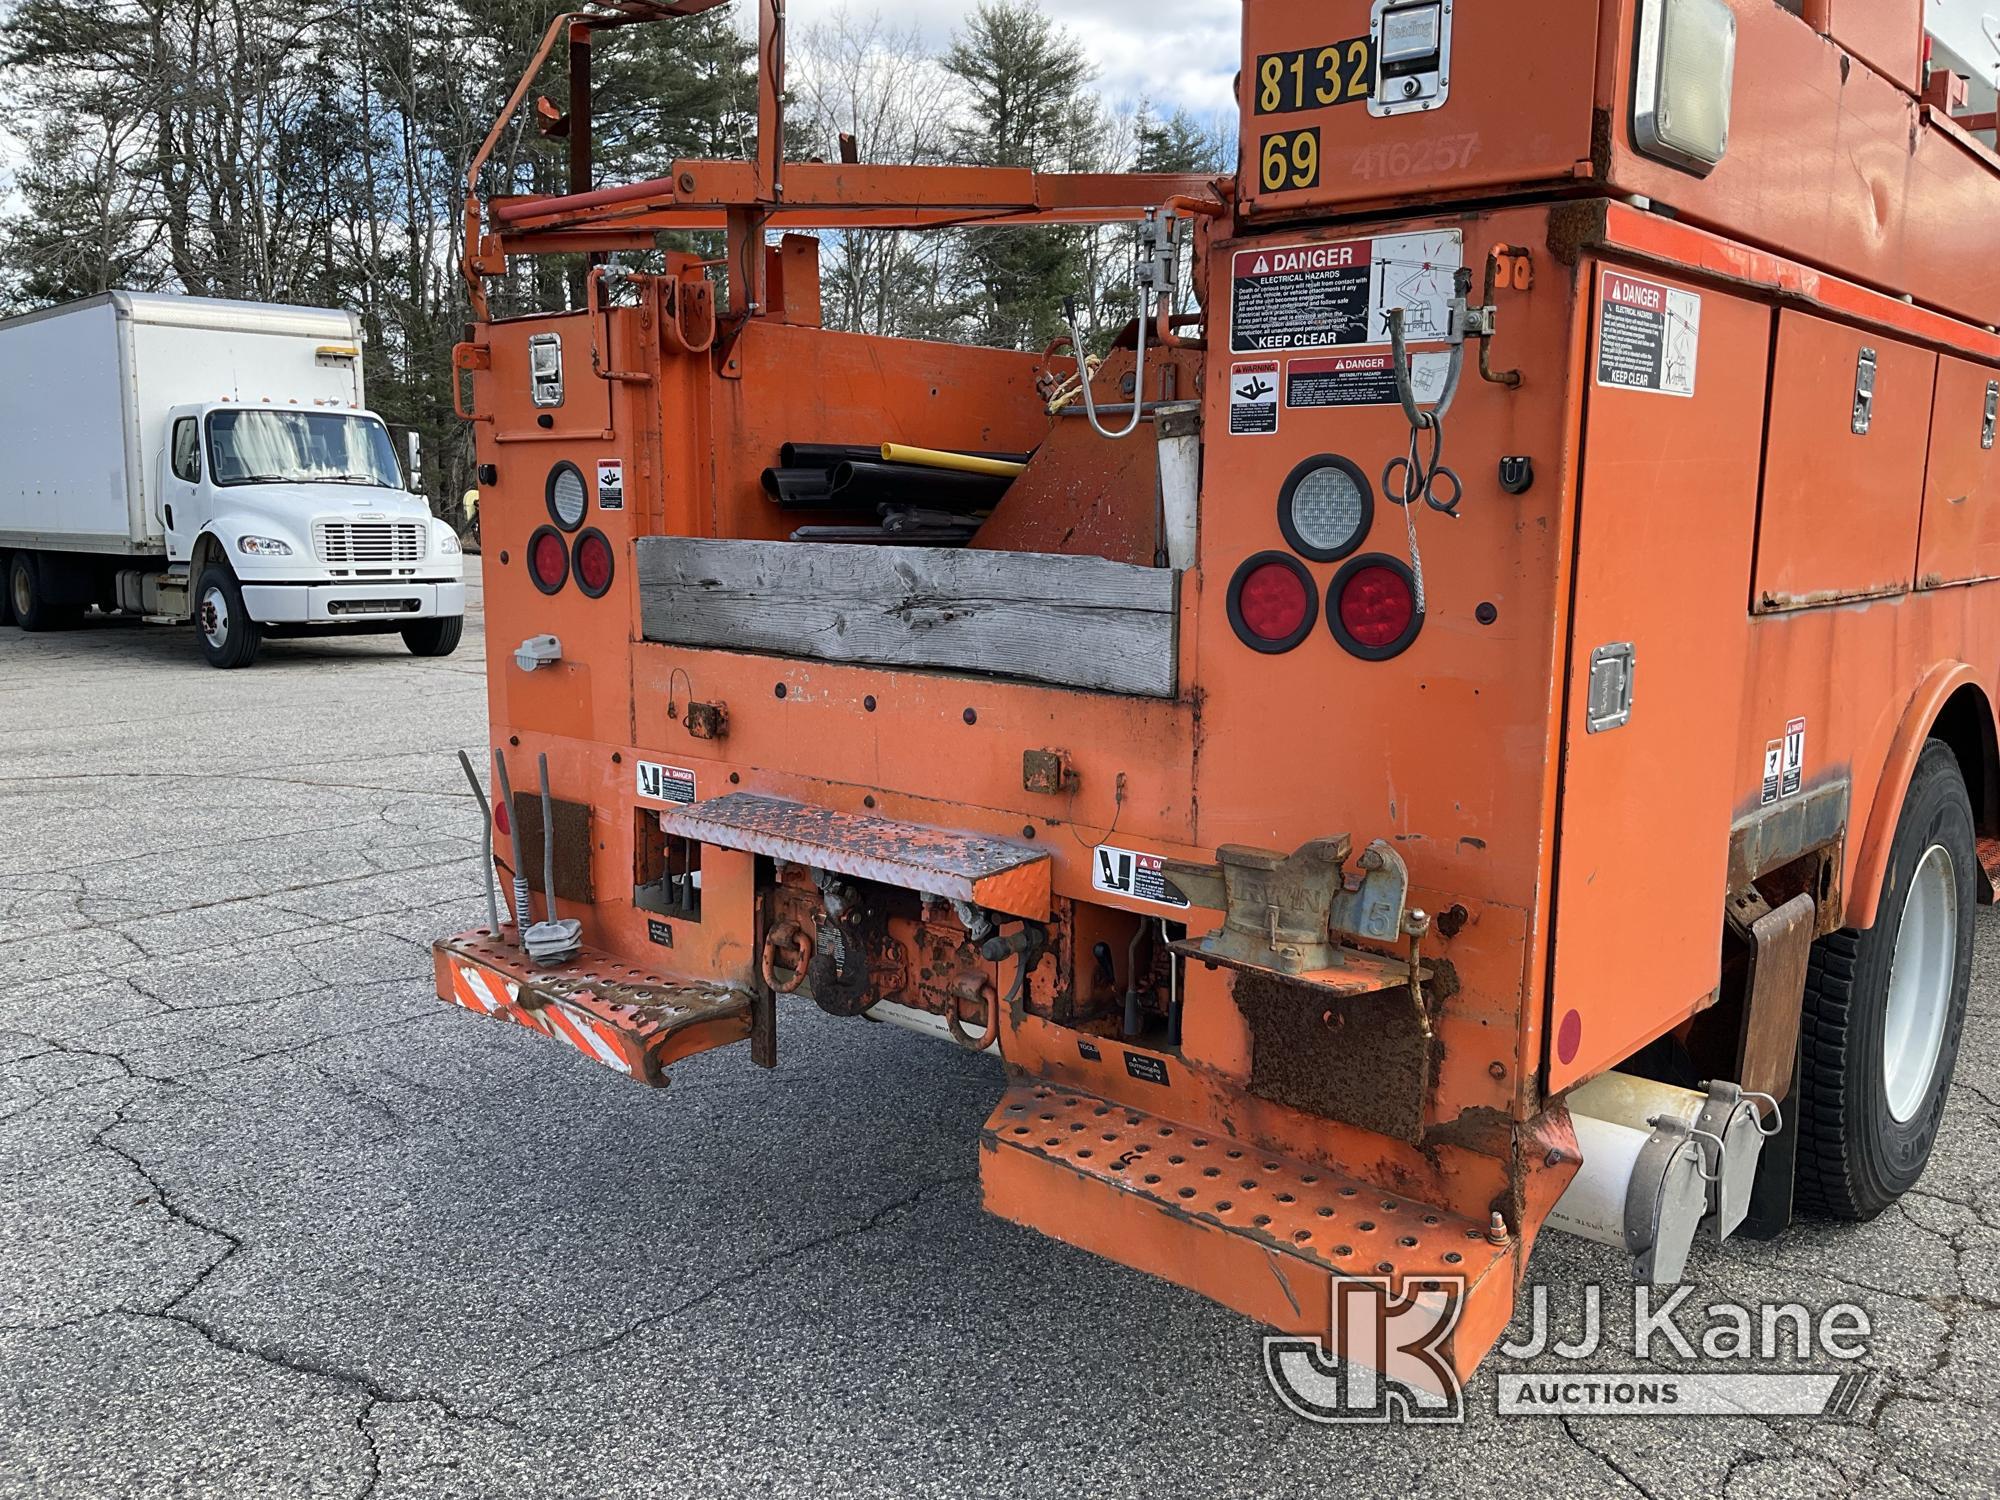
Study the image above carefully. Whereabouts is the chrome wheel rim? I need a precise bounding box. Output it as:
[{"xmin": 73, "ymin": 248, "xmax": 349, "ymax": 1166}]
[
  {"xmin": 1883, "ymin": 843, "xmax": 1957, "ymax": 1124},
  {"xmin": 199, "ymin": 585, "xmax": 230, "ymax": 650},
  {"xmin": 10, "ymin": 566, "xmax": 28, "ymax": 618}
]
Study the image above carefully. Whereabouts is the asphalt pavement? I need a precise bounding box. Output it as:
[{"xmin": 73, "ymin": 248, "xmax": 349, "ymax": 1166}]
[{"xmin": 3, "ymin": 582, "xmax": 1997, "ymax": 1498}]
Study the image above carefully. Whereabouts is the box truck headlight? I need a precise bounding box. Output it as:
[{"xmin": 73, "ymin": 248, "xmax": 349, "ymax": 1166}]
[
  {"xmin": 1633, "ymin": 0, "xmax": 1736, "ymax": 175},
  {"xmin": 435, "ymin": 528, "xmax": 462, "ymax": 556},
  {"xmin": 237, "ymin": 535, "xmax": 293, "ymax": 557}
]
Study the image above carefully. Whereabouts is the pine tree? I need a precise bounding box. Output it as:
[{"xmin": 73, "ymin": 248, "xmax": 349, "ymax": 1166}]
[{"xmin": 943, "ymin": 0, "xmax": 1102, "ymax": 350}]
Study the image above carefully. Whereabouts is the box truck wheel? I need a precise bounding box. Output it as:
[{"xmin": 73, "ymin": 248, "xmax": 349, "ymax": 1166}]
[
  {"xmin": 400, "ymin": 615, "xmax": 463, "ymax": 657},
  {"xmin": 1795, "ymin": 740, "xmax": 1974, "ymax": 1221},
  {"xmin": 8, "ymin": 552, "xmax": 78, "ymax": 632},
  {"xmin": 194, "ymin": 563, "xmax": 262, "ymax": 669}
]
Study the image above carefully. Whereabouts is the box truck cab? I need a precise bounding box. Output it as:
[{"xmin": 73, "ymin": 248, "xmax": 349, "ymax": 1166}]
[{"xmin": 0, "ymin": 292, "xmax": 464, "ymax": 668}]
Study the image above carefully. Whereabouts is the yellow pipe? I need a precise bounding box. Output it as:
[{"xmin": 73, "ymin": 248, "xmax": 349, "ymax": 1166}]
[{"xmin": 880, "ymin": 443, "xmax": 1027, "ymax": 479}]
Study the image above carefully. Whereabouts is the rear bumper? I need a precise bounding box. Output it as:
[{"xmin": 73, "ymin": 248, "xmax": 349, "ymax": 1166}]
[{"xmin": 241, "ymin": 579, "xmax": 463, "ymax": 624}]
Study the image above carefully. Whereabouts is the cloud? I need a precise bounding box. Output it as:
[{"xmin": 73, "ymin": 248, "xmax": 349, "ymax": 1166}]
[{"xmin": 777, "ymin": 0, "xmax": 1241, "ymax": 114}]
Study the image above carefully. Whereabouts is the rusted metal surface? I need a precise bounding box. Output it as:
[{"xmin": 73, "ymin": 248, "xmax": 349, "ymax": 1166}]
[
  {"xmin": 1020, "ymin": 748, "xmax": 1075, "ymax": 797},
  {"xmin": 508, "ymin": 792, "xmax": 593, "ymax": 902},
  {"xmin": 683, "ymin": 700, "xmax": 728, "ymax": 741},
  {"xmin": 1232, "ymin": 969, "xmax": 1439, "ymax": 1145},
  {"xmin": 660, "ymin": 794, "xmax": 1051, "ymax": 919},
  {"xmin": 1735, "ymin": 891, "xmax": 1817, "ymax": 1106},
  {"xmin": 980, "ymin": 1081, "xmax": 1514, "ymax": 1376},
  {"xmin": 433, "ymin": 931, "xmax": 751, "ymax": 1085}
]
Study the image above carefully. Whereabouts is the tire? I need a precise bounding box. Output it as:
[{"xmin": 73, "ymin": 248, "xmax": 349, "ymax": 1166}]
[
  {"xmin": 0, "ymin": 553, "xmax": 12, "ymax": 626},
  {"xmin": 401, "ymin": 614, "xmax": 463, "ymax": 657},
  {"xmin": 8, "ymin": 552, "xmax": 78, "ymax": 632},
  {"xmin": 193, "ymin": 563, "xmax": 262, "ymax": 669},
  {"xmin": 1795, "ymin": 739, "xmax": 1976, "ymax": 1220}
]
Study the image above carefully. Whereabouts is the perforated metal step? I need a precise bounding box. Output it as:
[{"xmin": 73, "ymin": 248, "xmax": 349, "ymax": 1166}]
[{"xmin": 979, "ymin": 1081, "xmax": 1520, "ymax": 1378}]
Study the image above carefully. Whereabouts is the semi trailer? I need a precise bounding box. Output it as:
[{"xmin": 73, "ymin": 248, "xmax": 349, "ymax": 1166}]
[
  {"xmin": 431, "ymin": 0, "xmax": 2000, "ymax": 1394},
  {"xmin": 0, "ymin": 292, "xmax": 464, "ymax": 668}
]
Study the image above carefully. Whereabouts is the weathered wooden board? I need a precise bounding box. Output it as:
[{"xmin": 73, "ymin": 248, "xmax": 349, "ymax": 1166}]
[{"xmin": 637, "ymin": 538, "xmax": 1178, "ymax": 697}]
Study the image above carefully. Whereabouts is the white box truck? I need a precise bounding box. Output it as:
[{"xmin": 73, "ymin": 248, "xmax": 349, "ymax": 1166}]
[{"xmin": 0, "ymin": 292, "xmax": 464, "ymax": 667}]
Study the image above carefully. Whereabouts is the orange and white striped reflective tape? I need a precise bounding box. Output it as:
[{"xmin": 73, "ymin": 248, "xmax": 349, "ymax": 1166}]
[{"xmin": 447, "ymin": 959, "xmax": 634, "ymax": 1077}]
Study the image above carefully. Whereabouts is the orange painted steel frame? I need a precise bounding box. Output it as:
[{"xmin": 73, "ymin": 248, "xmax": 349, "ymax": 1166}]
[{"xmin": 446, "ymin": 0, "xmax": 2000, "ymax": 1378}]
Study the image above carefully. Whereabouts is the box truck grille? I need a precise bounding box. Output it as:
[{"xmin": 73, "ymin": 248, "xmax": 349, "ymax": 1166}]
[{"xmin": 314, "ymin": 521, "xmax": 427, "ymax": 566}]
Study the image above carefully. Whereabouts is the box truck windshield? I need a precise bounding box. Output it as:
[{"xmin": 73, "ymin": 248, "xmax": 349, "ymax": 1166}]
[{"xmin": 208, "ymin": 409, "xmax": 402, "ymax": 489}]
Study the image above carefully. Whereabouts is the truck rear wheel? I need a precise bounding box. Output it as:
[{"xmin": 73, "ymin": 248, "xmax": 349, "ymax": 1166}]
[
  {"xmin": 401, "ymin": 615, "xmax": 463, "ymax": 657},
  {"xmin": 1795, "ymin": 739, "xmax": 1975, "ymax": 1220},
  {"xmin": 9, "ymin": 552, "xmax": 78, "ymax": 632},
  {"xmin": 194, "ymin": 563, "xmax": 262, "ymax": 669}
]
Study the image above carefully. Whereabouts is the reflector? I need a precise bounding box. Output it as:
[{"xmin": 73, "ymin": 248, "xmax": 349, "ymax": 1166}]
[
  {"xmin": 1227, "ymin": 552, "xmax": 1317, "ymax": 653},
  {"xmin": 575, "ymin": 528, "xmax": 615, "ymax": 597},
  {"xmin": 528, "ymin": 525, "xmax": 569, "ymax": 595},
  {"xmin": 1331, "ymin": 555, "xmax": 1423, "ymax": 660}
]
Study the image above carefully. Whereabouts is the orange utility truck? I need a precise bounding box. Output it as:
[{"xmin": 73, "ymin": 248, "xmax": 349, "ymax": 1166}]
[{"xmin": 435, "ymin": 0, "xmax": 2000, "ymax": 1385}]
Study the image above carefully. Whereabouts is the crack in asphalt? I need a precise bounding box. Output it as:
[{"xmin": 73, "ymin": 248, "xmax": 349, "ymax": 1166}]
[
  {"xmin": 1555, "ymin": 1414, "xmax": 1660, "ymax": 1498},
  {"xmin": 70, "ymin": 1101, "xmax": 520, "ymax": 1443},
  {"xmin": 520, "ymin": 1171, "xmax": 981, "ymax": 1378}
]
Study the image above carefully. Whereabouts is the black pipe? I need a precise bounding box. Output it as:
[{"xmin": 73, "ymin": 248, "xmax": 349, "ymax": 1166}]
[
  {"xmin": 779, "ymin": 443, "xmax": 882, "ymax": 470},
  {"xmin": 829, "ymin": 460, "xmax": 1012, "ymax": 512},
  {"xmin": 761, "ymin": 466, "xmax": 880, "ymax": 510}
]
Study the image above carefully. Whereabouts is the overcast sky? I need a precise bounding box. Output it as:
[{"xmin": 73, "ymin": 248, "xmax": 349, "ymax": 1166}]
[{"xmin": 775, "ymin": 1, "xmax": 1242, "ymax": 116}]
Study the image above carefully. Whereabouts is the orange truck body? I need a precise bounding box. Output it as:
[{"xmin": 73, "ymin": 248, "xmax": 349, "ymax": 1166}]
[{"xmin": 435, "ymin": 0, "xmax": 2000, "ymax": 1382}]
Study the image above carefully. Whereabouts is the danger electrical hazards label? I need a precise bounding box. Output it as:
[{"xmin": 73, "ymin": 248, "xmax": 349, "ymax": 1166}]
[
  {"xmin": 1596, "ymin": 271, "xmax": 1702, "ymax": 398},
  {"xmin": 1229, "ymin": 231, "xmax": 1462, "ymax": 356}
]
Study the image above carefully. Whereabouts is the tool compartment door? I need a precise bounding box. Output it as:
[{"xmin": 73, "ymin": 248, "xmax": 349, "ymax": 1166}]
[
  {"xmin": 1752, "ymin": 312, "xmax": 1936, "ymax": 610},
  {"xmin": 1547, "ymin": 269, "xmax": 1771, "ymax": 1094},
  {"xmin": 1917, "ymin": 355, "xmax": 2000, "ymax": 589}
]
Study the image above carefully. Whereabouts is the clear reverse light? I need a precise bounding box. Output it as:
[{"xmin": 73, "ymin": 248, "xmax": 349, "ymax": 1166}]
[
  {"xmin": 1290, "ymin": 466, "xmax": 1367, "ymax": 557},
  {"xmin": 1634, "ymin": 0, "xmax": 1737, "ymax": 175},
  {"xmin": 548, "ymin": 464, "xmax": 588, "ymax": 529}
]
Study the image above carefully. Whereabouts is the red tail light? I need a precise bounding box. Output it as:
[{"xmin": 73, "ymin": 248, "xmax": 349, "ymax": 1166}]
[
  {"xmin": 574, "ymin": 528, "xmax": 615, "ymax": 597},
  {"xmin": 527, "ymin": 525, "xmax": 569, "ymax": 594},
  {"xmin": 1227, "ymin": 552, "xmax": 1317, "ymax": 653},
  {"xmin": 494, "ymin": 799, "xmax": 511, "ymax": 836},
  {"xmin": 1331, "ymin": 555, "xmax": 1423, "ymax": 660}
]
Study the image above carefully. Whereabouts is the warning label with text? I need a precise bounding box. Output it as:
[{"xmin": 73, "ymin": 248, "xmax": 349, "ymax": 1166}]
[
  {"xmin": 1092, "ymin": 844, "xmax": 1190, "ymax": 909},
  {"xmin": 1230, "ymin": 361, "xmax": 1281, "ymax": 435},
  {"xmin": 1597, "ymin": 271, "xmax": 1701, "ymax": 398},
  {"xmin": 1230, "ymin": 231, "xmax": 1461, "ymax": 355},
  {"xmin": 635, "ymin": 761, "xmax": 696, "ymax": 806},
  {"xmin": 1286, "ymin": 351, "xmax": 1453, "ymax": 409}
]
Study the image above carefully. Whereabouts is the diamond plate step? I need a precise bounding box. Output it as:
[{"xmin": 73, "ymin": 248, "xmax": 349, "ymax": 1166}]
[{"xmin": 660, "ymin": 793, "xmax": 1050, "ymax": 918}]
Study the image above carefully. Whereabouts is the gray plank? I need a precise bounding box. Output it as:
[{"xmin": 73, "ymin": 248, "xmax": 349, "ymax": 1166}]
[{"xmin": 637, "ymin": 537, "xmax": 1178, "ymax": 697}]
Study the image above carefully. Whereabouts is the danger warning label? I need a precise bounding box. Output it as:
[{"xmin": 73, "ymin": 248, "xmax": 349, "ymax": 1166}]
[
  {"xmin": 1286, "ymin": 350, "xmax": 1453, "ymax": 409},
  {"xmin": 1229, "ymin": 231, "xmax": 1461, "ymax": 355},
  {"xmin": 1597, "ymin": 271, "xmax": 1701, "ymax": 397},
  {"xmin": 1230, "ymin": 361, "xmax": 1280, "ymax": 435},
  {"xmin": 1092, "ymin": 844, "xmax": 1190, "ymax": 910}
]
